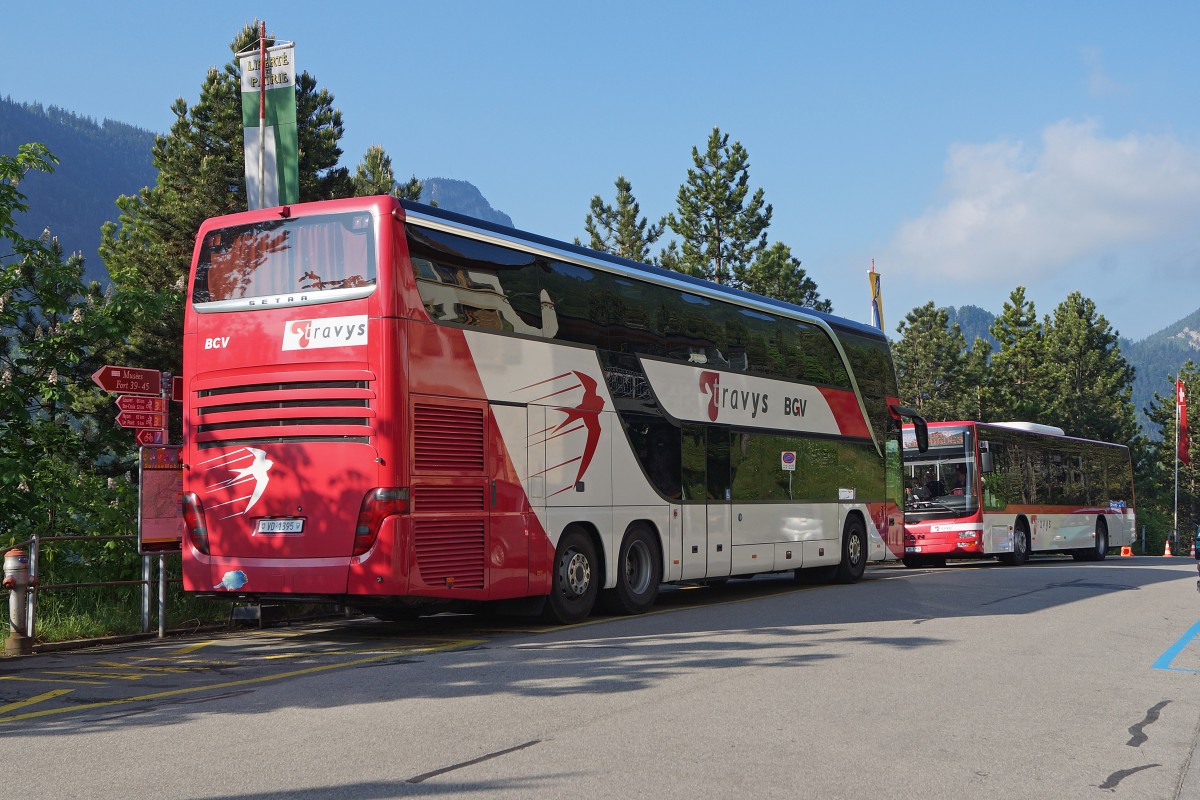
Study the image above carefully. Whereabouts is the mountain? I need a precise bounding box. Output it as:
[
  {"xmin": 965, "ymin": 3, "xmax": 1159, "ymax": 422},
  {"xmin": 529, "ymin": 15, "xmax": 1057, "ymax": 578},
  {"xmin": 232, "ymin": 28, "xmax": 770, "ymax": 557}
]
[
  {"xmin": 0, "ymin": 96, "xmax": 157, "ymax": 285},
  {"xmin": 420, "ymin": 178, "xmax": 513, "ymax": 227},
  {"xmin": 2, "ymin": 99, "xmax": 513, "ymax": 286},
  {"xmin": 945, "ymin": 305, "xmax": 998, "ymax": 351},
  {"xmin": 1124, "ymin": 308, "xmax": 1200, "ymax": 434}
]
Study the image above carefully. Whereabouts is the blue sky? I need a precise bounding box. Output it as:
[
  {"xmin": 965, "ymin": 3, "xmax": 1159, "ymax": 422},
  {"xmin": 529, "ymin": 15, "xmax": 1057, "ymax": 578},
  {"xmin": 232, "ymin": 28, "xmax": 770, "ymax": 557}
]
[{"xmin": 5, "ymin": 1, "xmax": 1199, "ymax": 341}]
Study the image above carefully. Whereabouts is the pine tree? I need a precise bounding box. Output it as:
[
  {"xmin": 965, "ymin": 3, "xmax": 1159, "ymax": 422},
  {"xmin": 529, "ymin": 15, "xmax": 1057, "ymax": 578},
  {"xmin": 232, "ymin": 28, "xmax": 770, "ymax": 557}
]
[
  {"xmin": 353, "ymin": 144, "xmax": 421, "ymax": 200},
  {"xmin": 99, "ymin": 21, "xmax": 353, "ymax": 377},
  {"xmin": 741, "ymin": 242, "xmax": 831, "ymax": 311},
  {"xmin": 985, "ymin": 286, "xmax": 1048, "ymax": 423},
  {"xmin": 579, "ymin": 176, "xmax": 663, "ymax": 263},
  {"xmin": 892, "ymin": 302, "xmax": 972, "ymax": 420},
  {"xmin": 664, "ymin": 127, "xmax": 771, "ymax": 285},
  {"xmin": 1042, "ymin": 291, "xmax": 1137, "ymax": 443}
]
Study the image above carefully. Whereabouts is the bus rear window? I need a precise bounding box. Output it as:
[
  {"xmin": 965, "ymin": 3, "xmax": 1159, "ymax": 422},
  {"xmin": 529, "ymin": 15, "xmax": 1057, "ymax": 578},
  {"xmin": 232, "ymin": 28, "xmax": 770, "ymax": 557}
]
[{"xmin": 193, "ymin": 212, "xmax": 376, "ymax": 305}]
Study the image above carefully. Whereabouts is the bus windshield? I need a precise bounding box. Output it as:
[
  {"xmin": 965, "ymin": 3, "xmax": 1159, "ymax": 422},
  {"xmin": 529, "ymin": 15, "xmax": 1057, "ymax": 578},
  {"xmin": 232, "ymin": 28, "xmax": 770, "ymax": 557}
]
[
  {"xmin": 902, "ymin": 425, "xmax": 979, "ymax": 517},
  {"xmin": 191, "ymin": 211, "xmax": 377, "ymax": 309}
]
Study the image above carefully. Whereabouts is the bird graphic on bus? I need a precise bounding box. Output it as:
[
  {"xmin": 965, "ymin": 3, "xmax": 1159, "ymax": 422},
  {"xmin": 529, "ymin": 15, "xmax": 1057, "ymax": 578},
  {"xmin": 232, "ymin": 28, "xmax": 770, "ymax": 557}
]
[
  {"xmin": 199, "ymin": 447, "xmax": 274, "ymax": 519},
  {"xmin": 519, "ymin": 370, "xmax": 605, "ymax": 498}
]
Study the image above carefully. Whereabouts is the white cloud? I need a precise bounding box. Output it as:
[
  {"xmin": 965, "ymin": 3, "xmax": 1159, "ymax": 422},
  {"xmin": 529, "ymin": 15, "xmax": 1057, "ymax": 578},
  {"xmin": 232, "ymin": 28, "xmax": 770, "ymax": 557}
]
[{"xmin": 885, "ymin": 120, "xmax": 1200, "ymax": 287}]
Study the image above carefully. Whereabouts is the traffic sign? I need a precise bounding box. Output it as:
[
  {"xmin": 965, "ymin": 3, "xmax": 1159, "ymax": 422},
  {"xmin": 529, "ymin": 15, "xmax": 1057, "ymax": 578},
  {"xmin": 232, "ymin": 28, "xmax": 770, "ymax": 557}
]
[
  {"xmin": 117, "ymin": 411, "xmax": 166, "ymax": 430},
  {"xmin": 92, "ymin": 365, "xmax": 161, "ymax": 396},
  {"xmin": 136, "ymin": 429, "xmax": 167, "ymax": 446},
  {"xmin": 116, "ymin": 395, "xmax": 166, "ymax": 413}
]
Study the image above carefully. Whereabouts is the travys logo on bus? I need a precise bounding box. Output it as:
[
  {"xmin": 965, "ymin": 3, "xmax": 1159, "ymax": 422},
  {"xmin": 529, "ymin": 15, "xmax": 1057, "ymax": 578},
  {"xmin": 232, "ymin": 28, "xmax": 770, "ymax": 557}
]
[
  {"xmin": 282, "ymin": 315, "xmax": 368, "ymax": 351},
  {"xmin": 698, "ymin": 370, "xmax": 776, "ymax": 422}
]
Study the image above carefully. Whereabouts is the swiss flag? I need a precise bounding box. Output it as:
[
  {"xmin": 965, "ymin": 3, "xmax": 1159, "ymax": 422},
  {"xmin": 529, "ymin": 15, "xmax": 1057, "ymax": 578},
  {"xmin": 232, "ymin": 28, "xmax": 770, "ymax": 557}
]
[{"xmin": 1178, "ymin": 380, "xmax": 1190, "ymax": 466}]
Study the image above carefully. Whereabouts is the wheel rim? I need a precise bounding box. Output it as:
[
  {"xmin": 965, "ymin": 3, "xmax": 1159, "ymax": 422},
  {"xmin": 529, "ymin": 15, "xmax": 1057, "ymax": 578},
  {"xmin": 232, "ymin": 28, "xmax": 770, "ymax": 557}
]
[
  {"xmin": 847, "ymin": 531, "xmax": 863, "ymax": 566},
  {"xmin": 624, "ymin": 540, "xmax": 652, "ymax": 594},
  {"xmin": 562, "ymin": 549, "xmax": 591, "ymax": 598},
  {"xmin": 1017, "ymin": 528, "xmax": 1028, "ymax": 557},
  {"xmin": 1097, "ymin": 529, "xmax": 1107, "ymax": 556}
]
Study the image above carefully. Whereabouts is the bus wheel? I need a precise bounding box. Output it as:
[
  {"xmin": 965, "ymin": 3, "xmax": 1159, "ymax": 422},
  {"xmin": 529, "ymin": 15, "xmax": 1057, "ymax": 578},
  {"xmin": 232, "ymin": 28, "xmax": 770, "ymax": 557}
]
[
  {"xmin": 1000, "ymin": 521, "xmax": 1030, "ymax": 566},
  {"xmin": 1081, "ymin": 519, "xmax": 1109, "ymax": 561},
  {"xmin": 832, "ymin": 515, "xmax": 868, "ymax": 584},
  {"xmin": 601, "ymin": 524, "xmax": 661, "ymax": 615},
  {"xmin": 544, "ymin": 527, "xmax": 600, "ymax": 624}
]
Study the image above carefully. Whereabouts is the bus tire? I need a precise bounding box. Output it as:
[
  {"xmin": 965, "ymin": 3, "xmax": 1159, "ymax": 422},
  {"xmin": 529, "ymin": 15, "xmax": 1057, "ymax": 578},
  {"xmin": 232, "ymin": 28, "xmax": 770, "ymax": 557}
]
[
  {"xmin": 999, "ymin": 520, "xmax": 1030, "ymax": 566},
  {"xmin": 1080, "ymin": 518, "xmax": 1109, "ymax": 561},
  {"xmin": 601, "ymin": 524, "xmax": 661, "ymax": 615},
  {"xmin": 832, "ymin": 515, "xmax": 868, "ymax": 584},
  {"xmin": 544, "ymin": 527, "xmax": 600, "ymax": 624}
]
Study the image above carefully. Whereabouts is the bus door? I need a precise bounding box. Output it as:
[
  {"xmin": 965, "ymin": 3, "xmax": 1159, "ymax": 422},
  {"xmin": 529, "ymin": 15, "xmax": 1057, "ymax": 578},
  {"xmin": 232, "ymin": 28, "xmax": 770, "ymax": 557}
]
[{"xmin": 680, "ymin": 425, "xmax": 732, "ymax": 579}]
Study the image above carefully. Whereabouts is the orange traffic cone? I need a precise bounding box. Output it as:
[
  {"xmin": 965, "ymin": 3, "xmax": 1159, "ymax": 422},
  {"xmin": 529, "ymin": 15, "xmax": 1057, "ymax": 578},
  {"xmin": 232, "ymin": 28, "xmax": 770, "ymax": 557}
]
[
  {"xmin": 1164, "ymin": 539, "xmax": 1173, "ymax": 557},
  {"xmin": 1120, "ymin": 546, "xmax": 1133, "ymax": 557},
  {"xmin": 1191, "ymin": 541, "xmax": 1196, "ymax": 558}
]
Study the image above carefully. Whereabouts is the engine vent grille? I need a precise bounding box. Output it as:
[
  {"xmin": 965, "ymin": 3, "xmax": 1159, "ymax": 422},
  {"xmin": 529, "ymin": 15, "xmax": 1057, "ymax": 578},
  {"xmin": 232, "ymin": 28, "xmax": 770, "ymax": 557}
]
[
  {"xmin": 413, "ymin": 403, "xmax": 485, "ymax": 473},
  {"xmin": 414, "ymin": 519, "xmax": 485, "ymax": 589}
]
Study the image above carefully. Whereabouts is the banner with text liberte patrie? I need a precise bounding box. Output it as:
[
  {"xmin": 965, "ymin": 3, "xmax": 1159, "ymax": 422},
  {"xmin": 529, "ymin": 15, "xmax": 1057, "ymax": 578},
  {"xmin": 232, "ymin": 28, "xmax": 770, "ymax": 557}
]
[{"xmin": 239, "ymin": 40, "xmax": 298, "ymax": 209}]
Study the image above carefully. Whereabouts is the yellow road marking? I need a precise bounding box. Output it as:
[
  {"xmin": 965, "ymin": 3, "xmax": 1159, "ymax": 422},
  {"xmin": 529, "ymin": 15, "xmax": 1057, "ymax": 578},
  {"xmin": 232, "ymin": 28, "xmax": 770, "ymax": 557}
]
[
  {"xmin": 171, "ymin": 640, "xmax": 217, "ymax": 655},
  {"xmin": 0, "ymin": 639, "xmax": 481, "ymax": 724},
  {"xmin": 0, "ymin": 689, "xmax": 72, "ymax": 714},
  {"xmin": 43, "ymin": 670, "xmax": 146, "ymax": 681},
  {"xmin": 0, "ymin": 675, "xmax": 106, "ymax": 686}
]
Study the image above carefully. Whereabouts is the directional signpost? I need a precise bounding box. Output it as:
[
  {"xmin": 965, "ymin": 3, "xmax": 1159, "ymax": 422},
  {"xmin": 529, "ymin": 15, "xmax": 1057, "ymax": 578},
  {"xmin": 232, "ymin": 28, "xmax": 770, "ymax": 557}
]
[
  {"xmin": 92, "ymin": 365, "xmax": 162, "ymax": 396},
  {"xmin": 136, "ymin": 429, "xmax": 167, "ymax": 446},
  {"xmin": 116, "ymin": 395, "xmax": 166, "ymax": 413},
  {"xmin": 93, "ymin": 365, "xmax": 169, "ymax": 447}
]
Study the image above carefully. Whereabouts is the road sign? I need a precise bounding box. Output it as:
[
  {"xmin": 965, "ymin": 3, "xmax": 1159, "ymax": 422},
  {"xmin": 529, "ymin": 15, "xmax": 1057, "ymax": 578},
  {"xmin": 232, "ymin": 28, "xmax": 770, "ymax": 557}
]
[
  {"xmin": 136, "ymin": 429, "xmax": 167, "ymax": 446},
  {"xmin": 92, "ymin": 365, "xmax": 161, "ymax": 396},
  {"xmin": 116, "ymin": 395, "xmax": 166, "ymax": 413},
  {"xmin": 117, "ymin": 411, "xmax": 166, "ymax": 430}
]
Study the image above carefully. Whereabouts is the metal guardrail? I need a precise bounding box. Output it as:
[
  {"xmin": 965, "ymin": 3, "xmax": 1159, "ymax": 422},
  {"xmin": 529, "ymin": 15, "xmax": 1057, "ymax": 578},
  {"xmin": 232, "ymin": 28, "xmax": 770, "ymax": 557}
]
[{"xmin": 3, "ymin": 533, "xmax": 173, "ymax": 649}]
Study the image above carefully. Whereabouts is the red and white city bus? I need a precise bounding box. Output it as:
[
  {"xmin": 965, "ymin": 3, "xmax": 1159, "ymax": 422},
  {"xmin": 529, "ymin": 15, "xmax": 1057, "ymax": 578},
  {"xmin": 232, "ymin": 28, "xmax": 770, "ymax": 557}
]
[
  {"xmin": 901, "ymin": 421, "xmax": 1136, "ymax": 567},
  {"xmin": 180, "ymin": 195, "xmax": 926, "ymax": 622}
]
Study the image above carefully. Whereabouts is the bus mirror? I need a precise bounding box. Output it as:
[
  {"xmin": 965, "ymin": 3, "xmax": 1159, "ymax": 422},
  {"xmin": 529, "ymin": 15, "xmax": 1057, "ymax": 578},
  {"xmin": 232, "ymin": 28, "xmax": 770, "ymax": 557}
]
[
  {"xmin": 890, "ymin": 404, "xmax": 928, "ymax": 452},
  {"xmin": 979, "ymin": 444, "xmax": 994, "ymax": 474}
]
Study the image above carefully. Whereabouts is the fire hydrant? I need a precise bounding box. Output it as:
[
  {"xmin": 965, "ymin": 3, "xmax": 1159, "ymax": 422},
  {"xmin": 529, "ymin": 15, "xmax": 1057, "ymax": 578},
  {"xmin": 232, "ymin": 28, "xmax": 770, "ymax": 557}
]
[{"xmin": 3, "ymin": 549, "xmax": 32, "ymax": 656}]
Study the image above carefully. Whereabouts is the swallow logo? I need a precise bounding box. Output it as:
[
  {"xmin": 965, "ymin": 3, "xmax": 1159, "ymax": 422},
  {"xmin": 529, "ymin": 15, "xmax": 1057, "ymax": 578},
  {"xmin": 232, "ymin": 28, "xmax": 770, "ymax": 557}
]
[
  {"xmin": 199, "ymin": 447, "xmax": 274, "ymax": 519},
  {"xmin": 518, "ymin": 370, "xmax": 605, "ymax": 498}
]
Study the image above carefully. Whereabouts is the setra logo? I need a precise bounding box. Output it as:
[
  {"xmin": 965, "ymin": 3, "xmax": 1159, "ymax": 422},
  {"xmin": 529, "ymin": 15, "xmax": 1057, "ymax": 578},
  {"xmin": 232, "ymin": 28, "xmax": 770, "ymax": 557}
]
[{"xmin": 282, "ymin": 315, "xmax": 368, "ymax": 351}]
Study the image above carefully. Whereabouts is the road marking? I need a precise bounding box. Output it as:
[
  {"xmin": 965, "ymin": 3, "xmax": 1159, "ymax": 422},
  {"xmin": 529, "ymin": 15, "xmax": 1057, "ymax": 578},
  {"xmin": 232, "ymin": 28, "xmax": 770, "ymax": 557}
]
[
  {"xmin": 0, "ymin": 639, "xmax": 482, "ymax": 725},
  {"xmin": 1153, "ymin": 617, "xmax": 1200, "ymax": 673},
  {"xmin": 171, "ymin": 640, "xmax": 217, "ymax": 655},
  {"xmin": 0, "ymin": 689, "xmax": 72, "ymax": 714},
  {"xmin": 0, "ymin": 675, "xmax": 106, "ymax": 686}
]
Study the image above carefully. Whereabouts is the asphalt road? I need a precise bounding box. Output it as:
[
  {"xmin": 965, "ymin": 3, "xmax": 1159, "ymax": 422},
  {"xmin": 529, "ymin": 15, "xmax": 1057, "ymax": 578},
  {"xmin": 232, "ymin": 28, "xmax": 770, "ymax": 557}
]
[{"xmin": 3, "ymin": 555, "xmax": 1200, "ymax": 799}]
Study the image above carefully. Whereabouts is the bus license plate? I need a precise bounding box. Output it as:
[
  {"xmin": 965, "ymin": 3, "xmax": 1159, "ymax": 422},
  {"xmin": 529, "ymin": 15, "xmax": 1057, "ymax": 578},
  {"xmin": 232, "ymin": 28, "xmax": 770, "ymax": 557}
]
[{"xmin": 256, "ymin": 519, "xmax": 304, "ymax": 534}]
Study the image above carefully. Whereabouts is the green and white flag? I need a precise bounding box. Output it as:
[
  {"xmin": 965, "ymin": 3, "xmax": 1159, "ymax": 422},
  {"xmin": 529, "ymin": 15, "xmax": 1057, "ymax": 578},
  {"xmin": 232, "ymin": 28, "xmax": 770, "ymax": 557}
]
[{"xmin": 239, "ymin": 39, "xmax": 298, "ymax": 209}]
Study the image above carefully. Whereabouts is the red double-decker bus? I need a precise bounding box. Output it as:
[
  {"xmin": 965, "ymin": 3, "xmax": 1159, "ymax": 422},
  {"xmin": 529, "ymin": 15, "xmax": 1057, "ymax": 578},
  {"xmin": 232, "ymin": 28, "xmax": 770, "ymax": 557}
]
[
  {"xmin": 901, "ymin": 421, "xmax": 1136, "ymax": 567},
  {"xmin": 180, "ymin": 195, "xmax": 925, "ymax": 622}
]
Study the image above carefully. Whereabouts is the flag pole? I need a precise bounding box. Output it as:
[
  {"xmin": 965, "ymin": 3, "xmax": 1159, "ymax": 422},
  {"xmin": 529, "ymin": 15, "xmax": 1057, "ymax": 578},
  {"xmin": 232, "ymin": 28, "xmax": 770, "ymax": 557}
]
[{"xmin": 258, "ymin": 21, "xmax": 266, "ymax": 207}]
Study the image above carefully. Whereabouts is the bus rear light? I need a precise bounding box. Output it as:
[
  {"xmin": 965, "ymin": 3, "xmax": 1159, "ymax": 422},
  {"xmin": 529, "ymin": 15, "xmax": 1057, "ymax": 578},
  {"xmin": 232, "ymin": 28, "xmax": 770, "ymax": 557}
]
[
  {"xmin": 353, "ymin": 487, "xmax": 409, "ymax": 556},
  {"xmin": 181, "ymin": 492, "xmax": 210, "ymax": 555}
]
